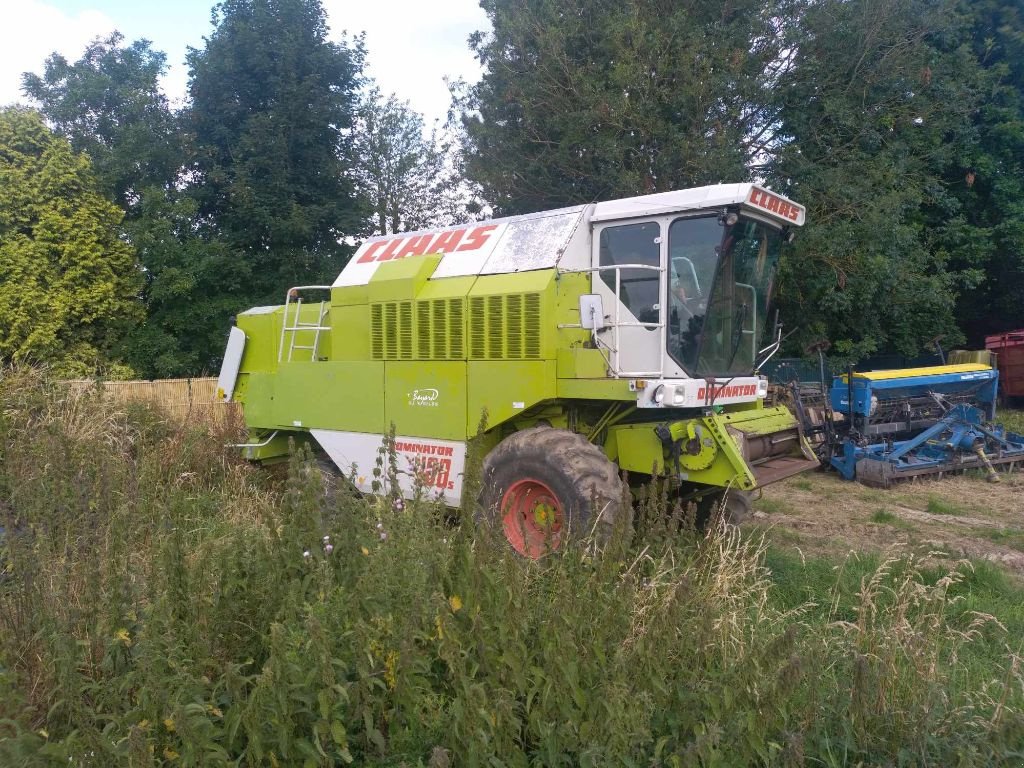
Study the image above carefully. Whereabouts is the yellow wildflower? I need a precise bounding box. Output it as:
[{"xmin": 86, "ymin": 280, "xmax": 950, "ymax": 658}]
[
  {"xmin": 163, "ymin": 747, "xmax": 179, "ymax": 760},
  {"xmin": 361, "ymin": 546, "xmax": 370, "ymax": 556},
  {"xmin": 114, "ymin": 628, "xmax": 132, "ymax": 646},
  {"xmin": 384, "ymin": 651, "xmax": 398, "ymax": 690},
  {"xmin": 163, "ymin": 717, "xmax": 176, "ymax": 732},
  {"xmin": 448, "ymin": 595, "xmax": 463, "ymax": 612}
]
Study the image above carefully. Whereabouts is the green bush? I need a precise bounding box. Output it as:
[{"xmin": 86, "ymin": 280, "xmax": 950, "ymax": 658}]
[{"xmin": 1, "ymin": 367, "xmax": 1023, "ymax": 766}]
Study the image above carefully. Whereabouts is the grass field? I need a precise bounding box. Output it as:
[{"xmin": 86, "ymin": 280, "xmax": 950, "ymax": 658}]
[{"xmin": 2, "ymin": 369, "xmax": 1024, "ymax": 766}]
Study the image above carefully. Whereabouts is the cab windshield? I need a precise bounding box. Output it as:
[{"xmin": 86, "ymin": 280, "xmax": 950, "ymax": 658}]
[{"xmin": 668, "ymin": 215, "xmax": 782, "ymax": 377}]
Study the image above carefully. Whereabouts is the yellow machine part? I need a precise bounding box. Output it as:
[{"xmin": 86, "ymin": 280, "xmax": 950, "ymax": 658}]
[{"xmin": 837, "ymin": 363, "xmax": 991, "ymax": 382}]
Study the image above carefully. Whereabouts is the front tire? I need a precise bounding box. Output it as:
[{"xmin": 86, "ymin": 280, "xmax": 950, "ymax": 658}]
[{"xmin": 478, "ymin": 426, "xmax": 627, "ymax": 558}]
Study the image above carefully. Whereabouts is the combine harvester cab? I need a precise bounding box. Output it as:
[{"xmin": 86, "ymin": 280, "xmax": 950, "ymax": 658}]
[
  {"xmin": 218, "ymin": 184, "xmax": 820, "ymax": 556},
  {"xmin": 809, "ymin": 357, "xmax": 1024, "ymax": 487}
]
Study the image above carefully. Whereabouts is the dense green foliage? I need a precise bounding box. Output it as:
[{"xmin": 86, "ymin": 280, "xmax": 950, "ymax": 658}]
[
  {"xmin": 0, "ymin": 110, "xmax": 141, "ymax": 377},
  {"xmin": 17, "ymin": 2, "xmax": 372, "ymax": 378},
  {"xmin": 7, "ymin": 0, "xmax": 1024, "ymax": 371},
  {"xmin": 353, "ymin": 89, "xmax": 463, "ymax": 235},
  {"xmin": 20, "ymin": 34, "xmax": 234, "ymax": 377},
  {"xmin": 937, "ymin": 0, "xmax": 1024, "ymax": 343},
  {"xmin": 460, "ymin": 0, "xmax": 1024, "ymax": 358},
  {"xmin": 458, "ymin": 0, "xmax": 786, "ymax": 214},
  {"xmin": 2, "ymin": 371, "xmax": 1024, "ymax": 765},
  {"xmin": 186, "ymin": 0, "xmax": 365, "ymax": 293},
  {"xmin": 21, "ymin": 33, "xmax": 181, "ymax": 211},
  {"xmin": 766, "ymin": 0, "xmax": 986, "ymax": 358}
]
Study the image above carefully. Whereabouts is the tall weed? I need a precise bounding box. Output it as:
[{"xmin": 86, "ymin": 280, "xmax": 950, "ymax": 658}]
[{"xmin": 1, "ymin": 367, "xmax": 1022, "ymax": 766}]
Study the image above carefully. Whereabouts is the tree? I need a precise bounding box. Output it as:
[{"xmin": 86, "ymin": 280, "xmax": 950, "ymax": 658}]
[
  {"xmin": 0, "ymin": 108, "xmax": 142, "ymax": 376},
  {"xmin": 352, "ymin": 89, "xmax": 463, "ymax": 235},
  {"xmin": 766, "ymin": 0, "xmax": 988, "ymax": 360},
  {"xmin": 457, "ymin": 0, "xmax": 794, "ymax": 215},
  {"xmin": 21, "ymin": 33, "xmax": 236, "ymax": 377},
  {"xmin": 930, "ymin": 0, "xmax": 1024, "ymax": 344},
  {"xmin": 21, "ymin": 33, "xmax": 181, "ymax": 211},
  {"xmin": 186, "ymin": 0, "xmax": 367, "ymax": 297}
]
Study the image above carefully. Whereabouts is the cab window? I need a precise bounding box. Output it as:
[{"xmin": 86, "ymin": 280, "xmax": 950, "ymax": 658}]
[{"xmin": 598, "ymin": 222, "xmax": 660, "ymax": 326}]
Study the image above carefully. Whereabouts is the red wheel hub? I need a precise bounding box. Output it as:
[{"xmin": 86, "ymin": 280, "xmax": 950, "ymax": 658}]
[{"xmin": 501, "ymin": 478, "xmax": 565, "ymax": 558}]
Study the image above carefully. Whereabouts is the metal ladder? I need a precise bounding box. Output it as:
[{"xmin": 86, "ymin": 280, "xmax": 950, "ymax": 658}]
[{"xmin": 278, "ymin": 286, "xmax": 332, "ymax": 363}]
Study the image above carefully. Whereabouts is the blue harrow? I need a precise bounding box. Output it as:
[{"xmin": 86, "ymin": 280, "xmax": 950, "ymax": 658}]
[{"xmin": 790, "ymin": 360, "xmax": 1024, "ymax": 487}]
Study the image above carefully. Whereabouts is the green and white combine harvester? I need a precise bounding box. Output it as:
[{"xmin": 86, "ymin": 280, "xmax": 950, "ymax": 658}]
[{"xmin": 217, "ymin": 184, "xmax": 819, "ymax": 557}]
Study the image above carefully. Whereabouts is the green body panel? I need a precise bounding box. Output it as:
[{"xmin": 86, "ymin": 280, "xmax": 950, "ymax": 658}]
[
  {"xmin": 556, "ymin": 378, "xmax": 636, "ymax": 401},
  {"xmin": 235, "ymin": 309, "xmax": 282, "ymax": 374},
  {"xmin": 231, "ymin": 251, "xmax": 812, "ymax": 494},
  {"xmin": 417, "ymin": 276, "xmax": 476, "ymax": 301},
  {"xmin": 607, "ymin": 405, "xmax": 801, "ymax": 490},
  {"xmin": 247, "ymin": 362, "xmax": 385, "ymax": 433},
  {"xmin": 368, "ymin": 254, "xmax": 442, "ymax": 303},
  {"xmin": 468, "ymin": 360, "xmax": 557, "ymax": 434},
  {"xmin": 331, "ymin": 282, "xmax": 368, "ymax": 307},
  {"xmin": 384, "ymin": 361, "xmax": 466, "ymax": 440},
  {"xmin": 330, "ymin": 305, "xmax": 372, "ymax": 360},
  {"xmin": 557, "ymin": 348, "xmax": 608, "ymax": 378}
]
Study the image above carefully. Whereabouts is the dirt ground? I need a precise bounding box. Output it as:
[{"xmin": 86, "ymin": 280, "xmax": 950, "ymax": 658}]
[{"xmin": 752, "ymin": 465, "xmax": 1024, "ymax": 574}]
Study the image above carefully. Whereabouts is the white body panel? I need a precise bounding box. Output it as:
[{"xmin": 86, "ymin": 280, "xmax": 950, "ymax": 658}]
[
  {"xmin": 216, "ymin": 326, "xmax": 246, "ymax": 401},
  {"xmin": 310, "ymin": 429, "xmax": 467, "ymax": 506},
  {"xmin": 333, "ymin": 184, "xmax": 804, "ymax": 289},
  {"xmin": 591, "ymin": 184, "xmax": 805, "ymax": 226},
  {"xmin": 334, "ymin": 206, "xmax": 588, "ymax": 287},
  {"xmin": 636, "ymin": 377, "xmax": 769, "ymax": 409}
]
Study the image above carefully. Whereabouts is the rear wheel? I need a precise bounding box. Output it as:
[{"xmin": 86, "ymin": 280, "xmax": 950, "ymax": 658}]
[{"xmin": 478, "ymin": 426, "xmax": 627, "ymax": 558}]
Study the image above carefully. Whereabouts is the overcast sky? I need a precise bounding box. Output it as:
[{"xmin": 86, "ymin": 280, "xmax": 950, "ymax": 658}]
[{"xmin": 0, "ymin": 0, "xmax": 489, "ymax": 126}]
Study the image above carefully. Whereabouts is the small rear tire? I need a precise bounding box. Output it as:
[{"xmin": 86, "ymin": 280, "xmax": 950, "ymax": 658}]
[{"xmin": 478, "ymin": 426, "xmax": 627, "ymax": 558}]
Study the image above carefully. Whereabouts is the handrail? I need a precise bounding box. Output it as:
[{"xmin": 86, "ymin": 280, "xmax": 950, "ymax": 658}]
[
  {"xmin": 278, "ymin": 285, "xmax": 333, "ymax": 363},
  {"xmin": 561, "ymin": 263, "xmax": 666, "ymax": 377}
]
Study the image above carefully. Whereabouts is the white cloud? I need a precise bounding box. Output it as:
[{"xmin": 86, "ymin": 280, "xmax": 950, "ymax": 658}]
[
  {"xmin": 0, "ymin": 1, "xmax": 119, "ymax": 108},
  {"xmin": 0, "ymin": 0, "xmax": 489, "ymax": 126},
  {"xmin": 323, "ymin": 0, "xmax": 488, "ymax": 126}
]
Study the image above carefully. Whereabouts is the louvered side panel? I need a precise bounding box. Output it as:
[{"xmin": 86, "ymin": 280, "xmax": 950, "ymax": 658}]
[
  {"xmin": 449, "ymin": 299, "xmax": 464, "ymax": 359},
  {"xmin": 524, "ymin": 293, "xmax": 542, "ymax": 359},
  {"xmin": 417, "ymin": 301, "xmax": 431, "ymax": 358},
  {"xmin": 384, "ymin": 303, "xmax": 398, "ymax": 359},
  {"xmin": 505, "ymin": 294, "xmax": 523, "ymax": 358},
  {"xmin": 469, "ymin": 296, "xmax": 486, "ymax": 359},
  {"xmin": 486, "ymin": 295, "xmax": 504, "ymax": 358},
  {"xmin": 370, "ymin": 304, "xmax": 384, "ymax": 359},
  {"xmin": 398, "ymin": 302, "xmax": 413, "ymax": 359}
]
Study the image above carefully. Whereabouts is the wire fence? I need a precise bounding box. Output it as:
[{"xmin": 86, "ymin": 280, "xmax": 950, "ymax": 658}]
[{"xmin": 63, "ymin": 377, "xmax": 240, "ymax": 427}]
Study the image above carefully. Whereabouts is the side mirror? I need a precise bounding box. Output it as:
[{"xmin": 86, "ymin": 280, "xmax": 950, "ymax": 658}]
[{"xmin": 579, "ymin": 294, "xmax": 605, "ymax": 330}]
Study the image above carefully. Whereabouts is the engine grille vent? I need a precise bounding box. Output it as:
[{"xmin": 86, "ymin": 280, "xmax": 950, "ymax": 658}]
[
  {"xmin": 370, "ymin": 298, "xmax": 464, "ymax": 360},
  {"xmin": 468, "ymin": 292, "xmax": 543, "ymax": 360}
]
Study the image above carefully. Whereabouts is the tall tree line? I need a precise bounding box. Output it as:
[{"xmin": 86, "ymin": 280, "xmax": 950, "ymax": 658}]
[
  {"xmin": 5, "ymin": 0, "xmax": 448, "ymax": 377},
  {"xmin": 459, "ymin": 0, "xmax": 1024, "ymax": 359},
  {"xmin": 2, "ymin": 0, "xmax": 1022, "ymax": 376}
]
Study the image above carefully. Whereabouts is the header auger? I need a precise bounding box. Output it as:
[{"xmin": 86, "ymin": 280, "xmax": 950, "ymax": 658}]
[{"xmin": 218, "ymin": 184, "xmax": 820, "ymax": 557}]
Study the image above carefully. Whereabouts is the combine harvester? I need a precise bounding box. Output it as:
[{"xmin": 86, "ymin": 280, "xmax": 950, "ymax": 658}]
[
  {"xmin": 790, "ymin": 352, "xmax": 1024, "ymax": 488},
  {"xmin": 218, "ymin": 184, "xmax": 821, "ymax": 556}
]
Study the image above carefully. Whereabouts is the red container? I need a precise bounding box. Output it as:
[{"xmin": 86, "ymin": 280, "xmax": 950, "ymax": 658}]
[{"xmin": 986, "ymin": 329, "xmax": 1024, "ymax": 402}]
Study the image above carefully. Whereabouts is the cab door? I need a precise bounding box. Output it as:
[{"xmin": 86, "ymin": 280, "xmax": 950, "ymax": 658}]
[{"xmin": 590, "ymin": 220, "xmax": 666, "ymax": 376}]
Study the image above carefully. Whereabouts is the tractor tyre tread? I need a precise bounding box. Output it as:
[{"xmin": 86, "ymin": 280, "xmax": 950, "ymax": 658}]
[{"xmin": 478, "ymin": 426, "xmax": 628, "ymax": 546}]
